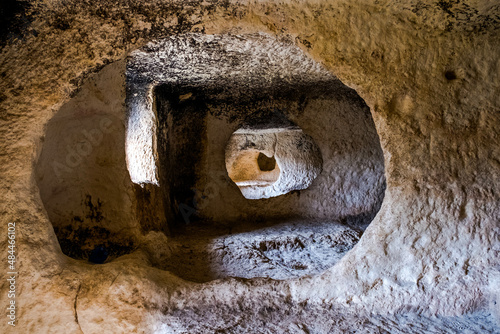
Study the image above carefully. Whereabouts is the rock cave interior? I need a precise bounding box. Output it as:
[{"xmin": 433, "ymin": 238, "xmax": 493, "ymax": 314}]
[
  {"xmin": 36, "ymin": 34, "xmax": 386, "ymax": 282},
  {"xmin": 1, "ymin": 1, "xmax": 499, "ymax": 333}
]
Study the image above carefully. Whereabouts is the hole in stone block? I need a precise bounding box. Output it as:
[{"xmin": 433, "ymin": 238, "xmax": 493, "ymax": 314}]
[
  {"xmin": 35, "ymin": 34, "xmax": 386, "ymax": 283},
  {"xmin": 228, "ymin": 149, "xmax": 280, "ymax": 186},
  {"xmin": 445, "ymin": 70, "xmax": 457, "ymax": 80},
  {"xmin": 257, "ymin": 152, "xmax": 276, "ymax": 172},
  {"xmin": 225, "ymin": 125, "xmax": 322, "ymax": 200}
]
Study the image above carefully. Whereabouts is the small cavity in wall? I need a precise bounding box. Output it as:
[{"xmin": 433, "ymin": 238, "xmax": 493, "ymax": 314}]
[{"xmin": 225, "ymin": 126, "xmax": 322, "ymax": 200}]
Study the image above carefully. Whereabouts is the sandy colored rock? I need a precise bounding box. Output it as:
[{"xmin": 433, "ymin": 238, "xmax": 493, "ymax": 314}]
[{"xmin": 0, "ymin": 0, "xmax": 499, "ymax": 333}]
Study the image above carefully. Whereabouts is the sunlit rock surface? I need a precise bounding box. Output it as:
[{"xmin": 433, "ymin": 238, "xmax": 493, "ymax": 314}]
[{"xmin": 225, "ymin": 127, "xmax": 323, "ymax": 199}]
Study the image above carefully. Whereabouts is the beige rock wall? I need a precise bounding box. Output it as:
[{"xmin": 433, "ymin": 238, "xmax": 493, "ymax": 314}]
[
  {"xmin": 225, "ymin": 129, "xmax": 320, "ymax": 200},
  {"xmin": 0, "ymin": 0, "xmax": 499, "ymax": 333}
]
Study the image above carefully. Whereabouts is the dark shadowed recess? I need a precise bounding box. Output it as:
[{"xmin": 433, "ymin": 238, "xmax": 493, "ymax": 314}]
[
  {"xmin": 152, "ymin": 79, "xmax": 382, "ymax": 233},
  {"xmin": 0, "ymin": 0, "xmax": 33, "ymax": 46}
]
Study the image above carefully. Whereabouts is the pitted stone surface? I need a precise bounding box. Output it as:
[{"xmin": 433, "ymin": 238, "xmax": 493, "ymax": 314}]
[
  {"xmin": 225, "ymin": 128, "xmax": 323, "ymax": 199},
  {"xmin": 125, "ymin": 33, "xmax": 340, "ymax": 185},
  {"xmin": 0, "ymin": 0, "xmax": 499, "ymax": 333}
]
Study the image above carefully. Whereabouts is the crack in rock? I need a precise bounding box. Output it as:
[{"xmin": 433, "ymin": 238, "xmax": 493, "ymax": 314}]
[{"xmin": 74, "ymin": 284, "xmax": 83, "ymax": 333}]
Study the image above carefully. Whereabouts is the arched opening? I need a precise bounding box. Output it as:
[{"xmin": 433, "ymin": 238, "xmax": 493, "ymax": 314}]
[
  {"xmin": 135, "ymin": 35, "xmax": 386, "ymax": 281},
  {"xmin": 35, "ymin": 34, "xmax": 386, "ymax": 282},
  {"xmin": 225, "ymin": 126, "xmax": 323, "ymax": 200}
]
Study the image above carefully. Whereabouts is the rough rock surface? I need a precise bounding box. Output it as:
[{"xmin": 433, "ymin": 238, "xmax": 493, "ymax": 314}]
[
  {"xmin": 147, "ymin": 34, "xmax": 385, "ymax": 226},
  {"xmin": 0, "ymin": 0, "xmax": 499, "ymax": 333},
  {"xmin": 125, "ymin": 33, "xmax": 360, "ymax": 186},
  {"xmin": 161, "ymin": 220, "xmax": 362, "ymax": 282},
  {"xmin": 225, "ymin": 128, "xmax": 323, "ymax": 199}
]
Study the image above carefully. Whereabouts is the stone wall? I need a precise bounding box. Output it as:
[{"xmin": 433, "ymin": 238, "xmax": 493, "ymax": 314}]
[{"xmin": 0, "ymin": 0, "xmax": 499, "ymax": 332}]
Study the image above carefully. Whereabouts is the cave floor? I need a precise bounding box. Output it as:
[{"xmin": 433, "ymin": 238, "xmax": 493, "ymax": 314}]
[
  {"xmin": 165, "ymin": 306, "xmax": 499, "ymax": 334},
  {"xmin": 161, "ymin": 219, "xmax": 363, "ymax": 282}
]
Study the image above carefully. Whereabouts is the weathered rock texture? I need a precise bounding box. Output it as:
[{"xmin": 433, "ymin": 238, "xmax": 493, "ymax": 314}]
[
  {"xmin": 0, "ymin": 0, "xmax": 499, "ymax": 333},
  {"xmin": 143, "ymin": 34, "xmax": 385, "ymax": 227},
  {"xmin": 161, "ymin": 220, "xmax": 363, "ymax": 282},
  {"xmin": 225, "ymin": 128, "xmax": 323, "ymax": 200}
]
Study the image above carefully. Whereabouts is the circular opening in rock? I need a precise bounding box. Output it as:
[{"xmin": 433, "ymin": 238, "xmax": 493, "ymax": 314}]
[
  {"xmin": 257, "ymin": 152, "xmax": 276, "ymax": 172},
  {"xmin": 36, "ymin": 34, "xmax": 386, "ymax": 283},
  {"xmin": 227, "ymin": 149, "xmax": 281, "ymax": 187},
  {"xmin": 225, "ymin": 125, "xmax": 323, "ymax": 200}
]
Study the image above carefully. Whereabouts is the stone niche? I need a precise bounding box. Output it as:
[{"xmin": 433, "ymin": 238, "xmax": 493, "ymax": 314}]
[
  {"xmin": 35, "ymin": 33, "xmax": 385, "ymax": 282},
  {"xmin": 225, "ymin": 126, "xmax": 323, "ymax": 200},
  {"xmin": 127, "ymin": 33, "xmax": 386, "ymax": 281},
  {"xmin": 5, "ymin": 1, "xmax": 499, "ymax": 332}
]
